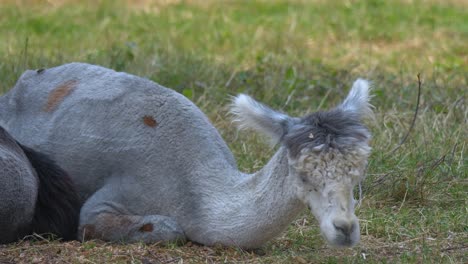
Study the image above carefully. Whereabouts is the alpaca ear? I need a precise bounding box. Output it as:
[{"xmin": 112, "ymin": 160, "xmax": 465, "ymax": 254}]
[
  {"xmin": 339, "ymin": 78, "xmax": 374, "ymax": 119},
  {"xmin": 230, "ymin": 94, "xmax": 294, "ymax": 144}
]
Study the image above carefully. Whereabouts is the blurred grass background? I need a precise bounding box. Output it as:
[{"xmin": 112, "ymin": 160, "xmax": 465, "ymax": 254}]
[{"xmin": 0, "ymin": 0, "xmax": 466, "ymax": 263}]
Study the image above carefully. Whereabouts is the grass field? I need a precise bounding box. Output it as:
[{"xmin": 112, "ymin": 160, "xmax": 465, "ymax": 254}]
[{"xmin": 0, "ymin": 0, "xmax": 466, "ymax": 263}]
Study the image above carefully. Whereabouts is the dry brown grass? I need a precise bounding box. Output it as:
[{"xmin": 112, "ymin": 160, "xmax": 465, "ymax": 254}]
[{"xmin": 1, "ymin": 231, "xmax": 466, "ymax": 264}]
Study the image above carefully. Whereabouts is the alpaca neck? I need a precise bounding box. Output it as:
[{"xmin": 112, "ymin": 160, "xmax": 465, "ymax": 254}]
[{"xmin": 197, "ymin": 147, "xmax": 305, "ymax": 248}]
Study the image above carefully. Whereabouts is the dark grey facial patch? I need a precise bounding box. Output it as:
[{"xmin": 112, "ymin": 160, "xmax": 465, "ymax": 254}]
[{"xmin": 284, "ymin": 109, "xmax": 370, "ymax": 158}]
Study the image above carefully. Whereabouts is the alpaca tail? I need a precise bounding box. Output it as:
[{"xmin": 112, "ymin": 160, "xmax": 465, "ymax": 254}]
[{"xmin": 19, "ymin": 144, "xmax": 82, "ymax": 241}]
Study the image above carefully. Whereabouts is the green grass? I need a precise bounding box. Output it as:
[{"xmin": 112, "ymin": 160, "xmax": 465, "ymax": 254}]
[{"xmin": 0, "ymin": 0, "xmax": 466, "ymax": 263}]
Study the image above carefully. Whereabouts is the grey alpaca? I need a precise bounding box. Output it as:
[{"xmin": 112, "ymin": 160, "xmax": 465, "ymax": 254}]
[{"xmin": 0, "ymin": 63, "xmax": 372, "ymax": 248}]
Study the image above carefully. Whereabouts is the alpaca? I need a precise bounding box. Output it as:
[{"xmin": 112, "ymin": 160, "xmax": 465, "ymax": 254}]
[
  {"xmin": 0, "ymin": 126, "xmax": 81, "ymax": 244},
  {"xmin": 0, "ymin": 63, "xmax": 372, "ymax": 248}
]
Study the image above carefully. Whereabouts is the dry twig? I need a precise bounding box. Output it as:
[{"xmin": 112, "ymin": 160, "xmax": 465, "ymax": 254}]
[{"xmin": 388, "ymin": 73, "xmax": 422, "ymax": 155}]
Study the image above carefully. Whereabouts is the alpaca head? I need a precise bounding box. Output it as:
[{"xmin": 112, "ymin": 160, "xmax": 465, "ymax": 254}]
[{"xmin": 231, "ymin": 79, "xmax": 372, "ymax": 247}]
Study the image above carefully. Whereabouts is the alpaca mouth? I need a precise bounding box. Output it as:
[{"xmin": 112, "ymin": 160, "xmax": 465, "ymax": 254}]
[
  {"xmin": 320, "ymin": 219, "xmax": 360, "ymax": 248},
  {"xmin": 332, "ymin": 234, "xmax": 357, "ymax": 247}
]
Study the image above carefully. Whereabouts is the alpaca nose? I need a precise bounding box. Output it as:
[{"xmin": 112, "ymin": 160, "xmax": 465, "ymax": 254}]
[{"xmin": 333, "ymin": 218, "xmax": 355, "ymax": 237}]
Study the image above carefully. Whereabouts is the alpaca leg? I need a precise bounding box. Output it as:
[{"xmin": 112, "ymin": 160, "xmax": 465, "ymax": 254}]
[{"xmin": 78, "ymin": 186, "xmax": 185, "ymax": 243}]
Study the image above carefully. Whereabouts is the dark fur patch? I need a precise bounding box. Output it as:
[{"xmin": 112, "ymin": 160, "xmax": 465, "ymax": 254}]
[
  {"xmin": 284, "ymin": 109, "xmax": 370, "ymax": 158},
  {"xmin": 143, "ymin": 115, "xmax": 158, "ymax": 127},
  {"xmin": 43, "ymin": 80, "xmax": 78, "ymax": 112},
  {"xmin": 19, "ymin": 143, "xmax": 82, "ymax": 241}
]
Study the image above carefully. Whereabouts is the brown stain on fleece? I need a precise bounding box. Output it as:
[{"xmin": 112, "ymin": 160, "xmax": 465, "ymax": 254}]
[
  {"xmin": 143, "ymin": 115, "xmax": 158, "ymax": 127},
  {"xmin": 43, "ymin": 80, "xmax": 78, "ymax": 112},
  {"xmin": 139, "ymin": 223, "xmax": 154, "ymax": 232},
  {"xmin": 80, "ymin": 224, "xmax": 97, "ymax": 241},
  {"xmin": 80, "ymin": 213, "xmax": 135, "ymax": 241}
]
